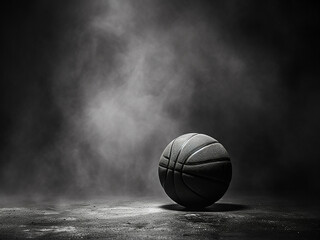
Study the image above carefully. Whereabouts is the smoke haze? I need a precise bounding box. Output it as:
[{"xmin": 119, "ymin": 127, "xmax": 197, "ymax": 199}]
[{"xmin": 1, "ymin": 0, "xmax": 319, "ymax": 200}]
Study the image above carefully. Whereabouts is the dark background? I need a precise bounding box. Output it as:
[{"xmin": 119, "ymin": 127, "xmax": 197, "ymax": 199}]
[{"xmin": 1, "ymin": 0, "xmax": 319, "ymax": 200}]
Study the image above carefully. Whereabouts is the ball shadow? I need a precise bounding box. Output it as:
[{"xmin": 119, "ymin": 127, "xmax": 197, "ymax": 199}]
[{"xmin": 160, "ymin": 203, "xmax": 249, "ymax": 212}]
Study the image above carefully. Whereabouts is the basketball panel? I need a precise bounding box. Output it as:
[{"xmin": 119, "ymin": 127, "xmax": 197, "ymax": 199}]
[
  {"xmin": 163, "ymin": 169, "xmax": 180, "ymax": 204},
  {"xmin": 177, "ymin": 134, "xmax": 217, "ymax": 164},
  {"xmin": 186, "ymin": 143, "xmax": 230, "ymax": 164},
  {"xmin": 170, "ymin": 133, "xmax": 197, "ymax": 163},
  {"xmin": 159, "ymin": 155, "xmax": 169, "ymax": 168},
  {"xmin": 183, "ymin": 161, "xmax": 232, "ymax": 183},
  {"xmin": 158, "ymin": 165, "xmax": 167, "ymax": 187},
  {"xmin": 182, "ymin": 173, "xmax": 229, "ymax": 202},
  {"xmin": 161, "ymin": 140, "xmax": 174, "ymax": 158},
  {"xmin": 173, "ymin": 171, "xmax": 210, "ymax": 207}
]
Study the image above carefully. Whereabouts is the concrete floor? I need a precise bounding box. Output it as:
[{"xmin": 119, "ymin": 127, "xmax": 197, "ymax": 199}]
[{"xmin": 0, "ymin": 194, "xmax": 319, "ymax": 239}]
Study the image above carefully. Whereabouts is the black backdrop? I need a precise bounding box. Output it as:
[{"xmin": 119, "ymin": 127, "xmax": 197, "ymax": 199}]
[{"xmin": 1, "ymin": 0, "xmax": 319, "ymax": 200}]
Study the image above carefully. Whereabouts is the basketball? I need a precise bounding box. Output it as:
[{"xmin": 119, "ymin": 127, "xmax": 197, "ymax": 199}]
[{"xmin": 158, "ymin": 133, "xmax": 232, "ymax": 208}]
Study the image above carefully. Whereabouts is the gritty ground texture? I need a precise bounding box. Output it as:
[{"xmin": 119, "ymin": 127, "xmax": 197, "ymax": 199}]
[{"xmin": 0, "ymin": 194, "xmax": 319, "ymax": 239}]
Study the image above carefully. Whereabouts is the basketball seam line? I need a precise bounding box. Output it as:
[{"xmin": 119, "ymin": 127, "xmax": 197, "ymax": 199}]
[
  {"xmin": 180, "ymin": 175, "xmax": 212, "ymax": 202},
  {"xmin": 172, "ymin": 133, "xmax": 198, "ymax": 205},
  {"xmin": 179, "ymin": 141, "xmax": 219, "ymax": 202},
  {"xmin": 163, "ymin": 139, "xmax": 175, "ymax": 187},
  {"xmin": 159, "ymin": 160, "xmax": 231, "ymax": 170},
  {"xmin": 159, "ymin": 165, "xmax": 228, "ymax": 184},
  {"xmin": 181, "ymin": 142, "xmax": 221, "ymax": 165},
  {"xmin": 162, "ymin": 156, "xmax": 169, "ymax": 160},
  {"xmin": 183, "ymin": 158, "xmax": 230, "ymax": 165},
  {"xmin": 160, "ymin": 164, "xmax": 211, "ymax": 203}
]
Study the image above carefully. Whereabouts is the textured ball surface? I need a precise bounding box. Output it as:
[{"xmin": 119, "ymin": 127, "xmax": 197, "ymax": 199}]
[{"xmin": 158, "ymin": 133, "xmax": 232, "ymax": 208}]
